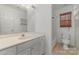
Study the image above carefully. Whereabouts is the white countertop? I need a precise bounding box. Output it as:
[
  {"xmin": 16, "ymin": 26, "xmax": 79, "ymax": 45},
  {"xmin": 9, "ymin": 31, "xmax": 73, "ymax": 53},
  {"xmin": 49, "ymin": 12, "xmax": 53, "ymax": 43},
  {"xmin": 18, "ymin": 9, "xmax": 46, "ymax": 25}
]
[{"xmin": 0, "ymin": 32, "xmax": 45, "ymax": 50}]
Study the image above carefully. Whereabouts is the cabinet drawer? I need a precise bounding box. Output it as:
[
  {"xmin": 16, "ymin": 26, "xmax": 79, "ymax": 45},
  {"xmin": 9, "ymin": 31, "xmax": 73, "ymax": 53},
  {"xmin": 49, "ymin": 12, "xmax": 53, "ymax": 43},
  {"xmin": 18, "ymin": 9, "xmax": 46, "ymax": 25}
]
[
  {"xmin": 0, "ymin": 46, "xmax": 16, "ymax": 55},
  {"xmin": 16, "ymin": 41, "xmax": 32, "ymax": 53}
]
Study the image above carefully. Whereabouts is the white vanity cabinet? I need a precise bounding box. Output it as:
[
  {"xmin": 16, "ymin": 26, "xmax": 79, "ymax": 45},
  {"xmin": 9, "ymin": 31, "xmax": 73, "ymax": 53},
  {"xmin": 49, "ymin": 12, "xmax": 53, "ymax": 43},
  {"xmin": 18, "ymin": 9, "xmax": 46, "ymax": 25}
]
[
  {"xmin": 0, "ymin": 35, "xmax": 45, "ymax": 55},
  {"xmin": 17, "ymin": 36, "xmax": 45, "ymax": 55},
  {"xmin": 0, "ymin": 46, "xmax": 16, "ymax": 55}
]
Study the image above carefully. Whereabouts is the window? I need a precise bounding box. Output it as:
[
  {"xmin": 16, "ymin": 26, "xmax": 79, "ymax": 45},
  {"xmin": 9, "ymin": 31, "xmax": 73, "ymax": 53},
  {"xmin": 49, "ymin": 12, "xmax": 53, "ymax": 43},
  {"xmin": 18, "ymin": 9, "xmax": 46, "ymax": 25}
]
[{"xmin": 60, "ymin": 12, "xmax": 72, "ymax": 27}]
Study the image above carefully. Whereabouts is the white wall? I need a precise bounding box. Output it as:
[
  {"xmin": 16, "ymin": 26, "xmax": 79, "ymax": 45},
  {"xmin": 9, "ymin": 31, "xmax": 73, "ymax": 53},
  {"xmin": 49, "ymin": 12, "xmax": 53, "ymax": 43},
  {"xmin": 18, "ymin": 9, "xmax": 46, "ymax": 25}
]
[
  {"xmin": 52, "ymin": 6, "xmax": 58, "ymax": 48},
  {"xmin": 54, "ymin": 5, "xmax": 75, "ymax": 46},
  {"xmin": 35, "ymin": 4, "xmax": 52, "ymax": 54},
  {"xmin": 0, "ymin": 5, "xmax": 27, "ymax": 34},
  {"xmin": 27, "ymin": 6, "xmax": 36, "ymax": 32},
  {"xmin": 74, "ymin": 5, "xmax": 79, "ymax": 49}
]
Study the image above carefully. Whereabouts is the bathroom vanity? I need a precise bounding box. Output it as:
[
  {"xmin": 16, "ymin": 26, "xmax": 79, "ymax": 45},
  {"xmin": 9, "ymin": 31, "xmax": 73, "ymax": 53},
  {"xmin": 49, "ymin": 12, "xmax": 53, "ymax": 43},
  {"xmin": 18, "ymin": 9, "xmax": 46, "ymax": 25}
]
[{"xmin": 0, "ymin": 32, "xmax": 46, "ymax": 55}]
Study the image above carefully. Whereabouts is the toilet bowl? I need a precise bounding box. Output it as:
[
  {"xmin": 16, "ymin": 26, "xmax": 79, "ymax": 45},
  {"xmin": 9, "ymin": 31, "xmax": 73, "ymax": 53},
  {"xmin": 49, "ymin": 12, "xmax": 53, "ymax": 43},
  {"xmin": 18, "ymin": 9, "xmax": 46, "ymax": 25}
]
[
  {"xmin": 62, "ymin": 39, "xmax": 70, "ymax": 50},
  {"xmin": 61, "ymin": 32, "xmax": 70, "ymax": 50},
  {"xmin": 60, "ymin": 28, "xmax": 71, "ymax": 50}
]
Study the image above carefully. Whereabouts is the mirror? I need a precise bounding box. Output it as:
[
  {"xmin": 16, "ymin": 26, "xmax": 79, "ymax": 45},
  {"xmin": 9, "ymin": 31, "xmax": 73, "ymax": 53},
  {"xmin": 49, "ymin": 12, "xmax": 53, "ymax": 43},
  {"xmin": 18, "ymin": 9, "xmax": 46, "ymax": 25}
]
[
  {"xmin": 0, "ymin": 4, "xmax": 27, "ymax": 35},
  {"xmin": 0, "ymin": 4, "xmax": 33, "ymax": 35}
]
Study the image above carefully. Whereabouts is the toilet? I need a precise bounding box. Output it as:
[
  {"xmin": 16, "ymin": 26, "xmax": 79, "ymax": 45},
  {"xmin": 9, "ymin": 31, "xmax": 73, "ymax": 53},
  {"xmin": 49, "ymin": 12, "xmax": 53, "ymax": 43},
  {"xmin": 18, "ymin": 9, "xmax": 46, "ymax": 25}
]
[
  {"xmin": 61, "ymin": 30, "xmax": 70, "ymax": 50},
  {"xmin": 62, "ymin": 39, "xmax": 70, "ymax": 50}
]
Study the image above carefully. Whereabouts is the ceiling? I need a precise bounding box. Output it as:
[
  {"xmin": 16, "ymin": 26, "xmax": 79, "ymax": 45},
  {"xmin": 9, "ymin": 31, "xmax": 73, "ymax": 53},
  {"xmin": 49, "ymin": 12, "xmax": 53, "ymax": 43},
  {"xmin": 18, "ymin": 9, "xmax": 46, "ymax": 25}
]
[
  {"xmin": 52, "ymin": 4, "xmax": 72, "ymax": 9},
  {"xmin": 5, "ymin": 4, "xmax": 36, "ymax": 12}
]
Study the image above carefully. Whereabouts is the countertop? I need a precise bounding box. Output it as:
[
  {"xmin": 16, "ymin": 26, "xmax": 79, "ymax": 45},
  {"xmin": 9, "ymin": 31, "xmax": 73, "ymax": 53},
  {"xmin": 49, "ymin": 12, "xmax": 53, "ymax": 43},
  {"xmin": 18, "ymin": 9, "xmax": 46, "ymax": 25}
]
[{"xmin": 0, "ymin": 32, "xmax": 45, "ymax": 51}]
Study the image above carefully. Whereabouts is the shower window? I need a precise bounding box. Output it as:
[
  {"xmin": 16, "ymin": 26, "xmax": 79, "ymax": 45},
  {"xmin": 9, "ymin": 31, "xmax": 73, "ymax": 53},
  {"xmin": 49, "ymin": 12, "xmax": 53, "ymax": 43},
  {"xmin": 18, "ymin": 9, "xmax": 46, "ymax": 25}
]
[{"xmin": 60, "ymin": 12, "xmax": 72, "ymax": 27}]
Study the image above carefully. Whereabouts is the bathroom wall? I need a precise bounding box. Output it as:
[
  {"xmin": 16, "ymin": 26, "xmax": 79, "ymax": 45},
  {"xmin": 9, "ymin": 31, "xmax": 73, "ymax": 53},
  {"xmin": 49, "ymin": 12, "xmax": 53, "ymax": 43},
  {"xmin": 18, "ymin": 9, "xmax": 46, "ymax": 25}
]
[
  {"xmin": 74, "ymin": 5, "xmax": 79, "ymax": 49},
  {"xmin": 0, "ymin": 5, "xmax": 27, "ymax": 34},
  {"xmin": 26, "ymin": 6, "xmax": 36, "ymax": 32},
  {"xmin": 35, "ymin": 4, "xmax": 52, "ymax": 54},
  {"xmin": 54, "ymin": 5, "xmax": 75, "ymax": 46},
  {"xmin": 52, "ymin": 5, "xmax": 58, "ymax": 48}
]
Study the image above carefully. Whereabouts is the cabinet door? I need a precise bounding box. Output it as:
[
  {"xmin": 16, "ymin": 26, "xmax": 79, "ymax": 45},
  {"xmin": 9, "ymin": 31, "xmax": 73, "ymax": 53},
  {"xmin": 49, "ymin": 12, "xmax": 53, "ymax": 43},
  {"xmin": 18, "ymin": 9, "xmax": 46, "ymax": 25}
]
[
  {"xmin": 17, "ymin": 48, "xmax": 31, "ymax": 55},
  {"xmin": 17, "ymin": 50, "xmax": 26, "ymax": 55},
  {"xmin": 26, "ymin": 48, "xmax": 31, "ymax": 55},
  {"xmin": 0, "ymin": 46, "xmax": 16, "ymax": 55},
  {"xmin": 16, "ymin": 39, "xmax": 32, "ymax": 53},
  {"xmin": 31, "ymin": 37, "xmax": 44, "ymax": 55},
  {"xmin": 31, "ymin": 36, "xmax": 46, "ymax": 55},
  {"xmin": 40, "ymin": 36, "xmax": 46, "ymax": 54}
]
